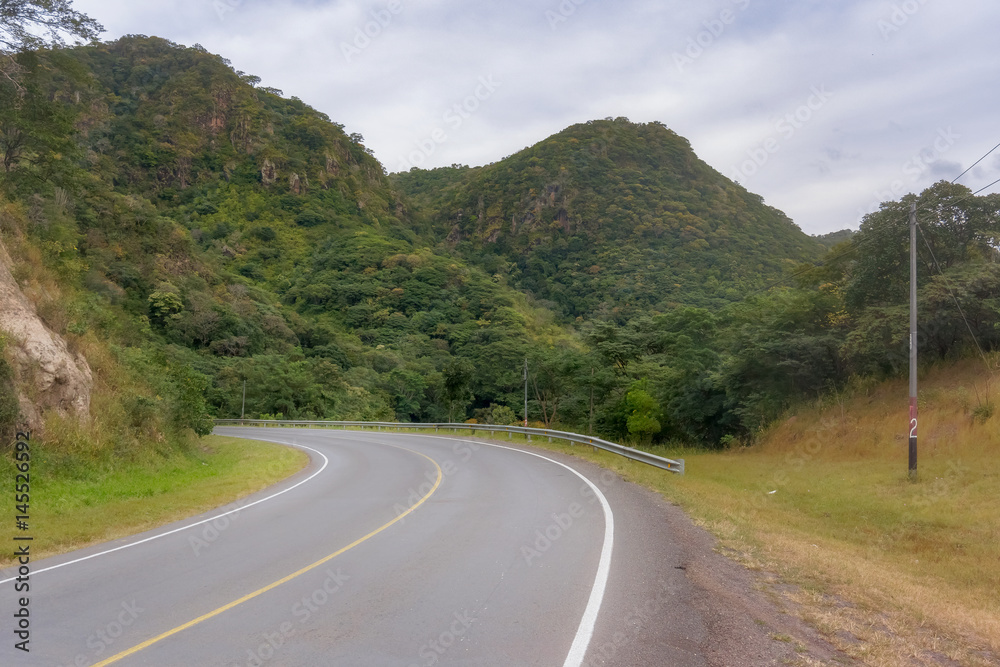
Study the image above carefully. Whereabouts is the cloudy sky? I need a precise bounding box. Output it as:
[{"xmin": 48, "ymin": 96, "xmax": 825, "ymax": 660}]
[{"xmin": 71, "ymin": 0, "xmax": 999, "ymax": 234}]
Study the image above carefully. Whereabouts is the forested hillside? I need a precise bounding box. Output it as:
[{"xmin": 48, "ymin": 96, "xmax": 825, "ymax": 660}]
[
  {"xmin": 0, "ymin": 35, "xmax": 568, "ymax": 450},
  {"xmin": 3, "ymin": 35, "xmax": 1000, "ymax": 454},
  {"xmin": 394, "ymin": 119, "xmax": 824, "ymax": 318}
]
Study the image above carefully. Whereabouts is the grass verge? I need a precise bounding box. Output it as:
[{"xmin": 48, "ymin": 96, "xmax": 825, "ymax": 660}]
[
  {"xmin": 1, "ymin": 435, "xmax": 308, "ymax": 568},
  {"xmin": 491, "ymin": 362, "xmax": 999, "ymax": 666},
  {"xmin": 322, "ymin": 362, "xmax": 998, "ymax": 666}
]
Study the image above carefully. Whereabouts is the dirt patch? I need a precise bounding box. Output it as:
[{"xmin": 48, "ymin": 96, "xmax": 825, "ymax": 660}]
[{"xmin": 0, "ymin": 239, "xmax": 92, "ymax": 430}]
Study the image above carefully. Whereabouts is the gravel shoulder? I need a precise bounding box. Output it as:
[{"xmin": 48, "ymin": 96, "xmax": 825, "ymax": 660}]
[{"xmin": 497, "ymin": 442, "xmax": 857, "ymax": 667}]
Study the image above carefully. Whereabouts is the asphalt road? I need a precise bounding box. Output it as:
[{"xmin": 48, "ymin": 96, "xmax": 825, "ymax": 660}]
[{"xmin": 1, "ymin": 427, "xmax": 673, "ymax": 667}]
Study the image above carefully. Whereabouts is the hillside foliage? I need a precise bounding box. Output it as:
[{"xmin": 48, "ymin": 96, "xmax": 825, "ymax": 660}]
[
  {"xmin": 394, "ymin": 119, "xmax": 823, "ymax": 319},
  {"xmin": 3, "ymin": 34, "xmax": 1000, "ymax": 452}
]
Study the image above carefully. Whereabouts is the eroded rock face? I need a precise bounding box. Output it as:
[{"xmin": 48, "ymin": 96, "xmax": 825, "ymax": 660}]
[
  {"xmin": 0, "ymin": 241, "xmax": 93, "ymax": 428},
  {"xmin": 261, "ymin": 158, "xmax": 277, "ymax": 185}
]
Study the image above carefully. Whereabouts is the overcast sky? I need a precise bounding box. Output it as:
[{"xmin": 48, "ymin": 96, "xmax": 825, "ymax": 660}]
[{"xmin": 71, "ymin": 0, "xmax": 999, "ymax": 234}]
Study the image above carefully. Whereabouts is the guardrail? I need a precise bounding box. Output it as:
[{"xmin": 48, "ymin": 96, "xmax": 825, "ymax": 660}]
[{"xmin": 213, "ymin": 419, "xmax": 684, "ymax": 474}]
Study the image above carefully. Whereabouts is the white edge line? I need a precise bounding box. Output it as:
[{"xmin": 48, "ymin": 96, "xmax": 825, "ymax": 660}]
[
  {"xmin": 0, "ymin": 437, "xmax": 329, "ymax": 584},
  {"xmin": 361, "ymin": 432, "xmax": 614, "ymax": 667}
]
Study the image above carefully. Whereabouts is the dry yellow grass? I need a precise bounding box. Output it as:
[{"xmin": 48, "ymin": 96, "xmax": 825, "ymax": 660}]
[{"xmin": 479, "ymin": 357, "xmax": 1000, "ymax": 665}]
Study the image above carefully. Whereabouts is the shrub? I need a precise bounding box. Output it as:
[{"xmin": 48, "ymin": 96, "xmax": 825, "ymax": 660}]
[{"xmin": 0, "ymin": 338, "xmax": 20, "ymax": 443}]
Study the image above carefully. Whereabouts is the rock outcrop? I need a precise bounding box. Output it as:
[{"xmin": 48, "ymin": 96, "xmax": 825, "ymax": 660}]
[
  {"xmin": 261, "ymin": 158, "xmax": 277, "ymax": 185},
  {"xmin": 0, "ymin": 240, "xmax": 92, "ymax": 429}
]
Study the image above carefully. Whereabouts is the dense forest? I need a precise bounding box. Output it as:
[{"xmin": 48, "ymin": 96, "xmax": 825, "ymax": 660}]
[
  {"xmin": 2, "ymin": 34, "xmax": 999, "ymax": 453},
  {"xmin": 394, "ymin": 120, "xmax": 823, "ymax": 318}
]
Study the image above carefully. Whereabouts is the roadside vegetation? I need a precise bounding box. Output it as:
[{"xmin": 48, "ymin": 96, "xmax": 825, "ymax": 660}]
[
  {"xmin": 0, "ymin": 435, "xmax": 307, "ymax": 567},
  {"xmin": 4, "ymin": 29, "xmax": 1000, "ymax": 452},
  {"xmin": 241, "ymin": 386, "xmax": 999, "ymax": 667},
  {"xmin": 2, "ymin": 6, "xmax": 999, "ymax": 662},
  {"xmin": 503, "ymin": 357, "xmax": 1000, "ymax": 666}
]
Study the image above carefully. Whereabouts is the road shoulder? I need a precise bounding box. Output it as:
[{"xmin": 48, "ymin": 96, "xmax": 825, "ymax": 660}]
[{"xmin": 492, "ymin": 441, "xmax": 854, "ymax": 667}]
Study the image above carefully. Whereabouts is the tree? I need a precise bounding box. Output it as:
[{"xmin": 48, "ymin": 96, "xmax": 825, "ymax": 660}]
[
  {"xmin": 0, "ymin": 50, "xmax": 83, "ymax": 183},
  {"xmin": 147, "ymin": 289, "xmax": 184, "ymax": 325},
  {"xmin": 845, "ymin": 182, "xmax": 994, "ymax": 311},
  {"xmin": 529, "ymin": 346, "xmax": 586, "ymax": 427},
  {"xmin": 442, "ymin": 358, "xmax": 473, "ymax": 422},
  {"xmin": 718, "ymin": 288, "xmax": 847, "ymax": 435},
  {"xmin": 0, "ymin": 0, "xmax": 104, "ymax": 52},
  {"xmin": 490, "ymin": 404, "xmax": 516, "ymax": 425},
  {"xmin": 1, "ymin": 0, "xmax": 103, "ymax": 88},
  {"xmin": 168, "ymin": 365, "xmax": 215, "ymax": 436},
  {"xmin": 625, "ymin": 381, "xmax": 660, "ymax": 443}
]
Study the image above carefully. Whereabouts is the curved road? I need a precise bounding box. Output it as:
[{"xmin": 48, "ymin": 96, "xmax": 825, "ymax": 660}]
[{"xmin": 3, "ymin": 428, "xmax": 682, "ymax": 666}]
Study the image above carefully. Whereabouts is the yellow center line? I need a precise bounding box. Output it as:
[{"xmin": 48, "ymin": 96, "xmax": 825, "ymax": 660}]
[{"xmin": 94, "ymin": 447, "xmax": 443, "ymax": 666}]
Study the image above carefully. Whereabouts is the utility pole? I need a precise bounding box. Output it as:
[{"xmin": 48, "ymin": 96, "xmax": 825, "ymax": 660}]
[
  {"xmin": 523, "ymin": 358, "xmax": 529, "ymax": 427},
  {"xmin": 909, "ymin": 202, "xmax": 918, "ymax": 479},
  {"xmin": 241, "ymin": 380, "xmax": 246, "ymax": 421}
]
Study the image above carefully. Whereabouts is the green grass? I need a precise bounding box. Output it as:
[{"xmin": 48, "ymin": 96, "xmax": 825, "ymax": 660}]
[
  {"xmin": 317, "ymin": 400, "xmax": 999, "ymax": 666},
  {"xmin": 478, "ymin": 364, "xmax": 999, "ymax": 666},
  {"xmin": 137, "ymin": 412, "xmax": 998, "ymax": 665},
  {"xmin": 2, "ymin": 435, "xmax": 307, "ymax": 567}
]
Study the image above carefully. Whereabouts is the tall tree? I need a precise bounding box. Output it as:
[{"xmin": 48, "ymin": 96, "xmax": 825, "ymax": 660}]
[
  {"xmin": 845, "ymin": 182, "xmax": 995, "ymax": 311},
  {"xmin": 0, "ymin": 0, "xmax": 103, "ymax": 52},
  {"xmin": 0, "ymin": 1, "xmax": 101, "ymax": 183},
  {"xmin": 1, "ymin": 0, "xmax": 102, "ymax": 88}
]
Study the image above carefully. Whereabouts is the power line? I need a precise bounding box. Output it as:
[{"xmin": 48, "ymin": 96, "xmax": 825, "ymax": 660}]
[
  {"xmin": 970, "ymin": 175, "xmax": 1000, "ymax": 198},
  {"xmin": 916, "ymin": 174, "xmax": 1000, "ymax": 219},
  {"xmin": 745, "ymin": 216, "xmax": 906, "ymax": 298},
  {"xmin": 951, "ymin": 140, "xmax": 1000, "ymax": 185},
  {"xmin": 745, "ymin": 138, "xmax": 1000, "ymax": 298},
  {"xmin": 915, "ymin": 220, "xmax": 993, "ymax": 370},
  {"xmin": 740, "ymin": 166, "xmax": 1000, "ymax": 302}
]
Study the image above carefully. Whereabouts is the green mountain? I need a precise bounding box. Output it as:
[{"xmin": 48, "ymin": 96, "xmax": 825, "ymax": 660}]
[
  {"xmin": 8, "ymin": 35, "xmax": 989, "ymax": 453},
  {"xmin": 814, "ymin": 228, "xmax": 855, "ymax": 249},
  {"xmin": 0, "ymin": 35, "xmax": 565, "ymax": 443},
  {"xmin": 394, "ymin": 119, "xmax": 823, "ymax": 319}
]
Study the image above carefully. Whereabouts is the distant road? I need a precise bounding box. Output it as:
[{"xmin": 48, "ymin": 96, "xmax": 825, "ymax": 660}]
[{"xmin": 0, "ymin": 428, "xmax": 712, "ymax": 666}]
